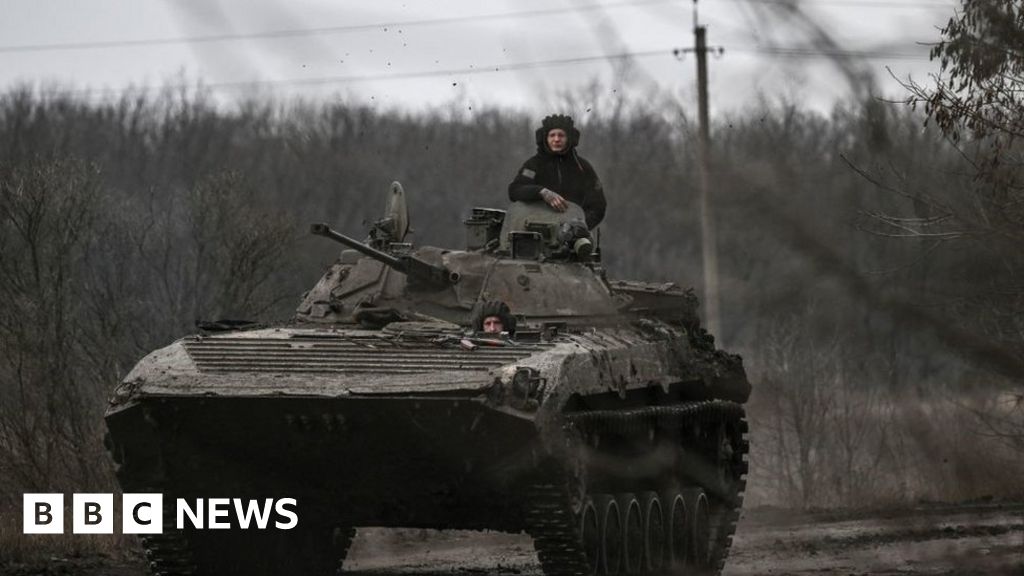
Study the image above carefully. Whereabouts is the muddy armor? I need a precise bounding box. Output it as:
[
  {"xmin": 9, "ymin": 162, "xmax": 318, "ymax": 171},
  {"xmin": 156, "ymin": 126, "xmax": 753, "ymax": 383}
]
[{"xmin": 105, "ymin": 182, "xmax": 749, "ymax": 576}]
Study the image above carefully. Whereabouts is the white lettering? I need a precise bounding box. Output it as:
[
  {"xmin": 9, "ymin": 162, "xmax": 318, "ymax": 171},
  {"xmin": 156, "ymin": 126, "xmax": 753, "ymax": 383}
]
[
  {"xmin": 233, "ymin": 499, "xmax": 274, "ymax": 529},
  {"xmin": 208, "ymin": 498, "xmax": 231, "ymax": 529},
  {"xmin": 176, "ymin": 499, "xmax": 203, "ymax": 529},
  {"xmin": 274, "ymin": 498, "xmax": 298, "ymax": 530},
  {"xmin": 23, "ymin": 494, "xmax": 300, "ymax": 533}
]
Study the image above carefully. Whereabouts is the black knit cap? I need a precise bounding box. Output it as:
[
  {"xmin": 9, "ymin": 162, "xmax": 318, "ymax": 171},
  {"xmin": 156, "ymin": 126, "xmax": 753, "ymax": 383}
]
[
  {"xmin": 535, "ymin": 114, "xmax": 581, "ymax": 152},
  {"xmin": 473, "ymin": 300, "xmax": 516, "ymax": 335}
]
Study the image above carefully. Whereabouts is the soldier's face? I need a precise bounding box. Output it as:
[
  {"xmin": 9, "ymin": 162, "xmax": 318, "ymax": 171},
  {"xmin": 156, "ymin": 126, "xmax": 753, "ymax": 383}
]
[
  {"xmin": 483, "ymin": 316, "xmax": 504, "ymax": 334},
  {"xmin": 547, "ymin": 129, "xmax": 568, "ymax": 153}
]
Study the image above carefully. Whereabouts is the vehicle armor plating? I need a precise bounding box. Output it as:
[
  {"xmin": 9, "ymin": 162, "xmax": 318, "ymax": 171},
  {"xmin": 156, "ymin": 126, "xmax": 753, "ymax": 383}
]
[{"xmin": 105, "ymin": 182, "xmax": 751, "ymax": 576}]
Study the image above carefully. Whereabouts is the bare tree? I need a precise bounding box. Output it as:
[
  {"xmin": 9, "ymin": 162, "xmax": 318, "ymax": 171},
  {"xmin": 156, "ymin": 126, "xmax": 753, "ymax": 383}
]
[
  {"xmin": 749, "ymin": 307, "xmax": 843, "ymax": 508},
  {"xmin": 0, "ymin": 157, "xmax": 109, "ymax": 498}
]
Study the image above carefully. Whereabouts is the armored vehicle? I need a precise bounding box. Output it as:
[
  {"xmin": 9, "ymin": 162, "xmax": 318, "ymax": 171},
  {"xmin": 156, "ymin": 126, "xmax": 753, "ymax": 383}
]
[{"xmin": 105, "ymin": 182, "xmax": 750, "ymax": 576}]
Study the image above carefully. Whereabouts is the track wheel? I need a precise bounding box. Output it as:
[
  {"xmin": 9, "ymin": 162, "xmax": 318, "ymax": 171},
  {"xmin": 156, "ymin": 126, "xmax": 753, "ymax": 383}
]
[
  {"xmin": 617, "ymin": 494, "xmax": 643, "ymax": 575},
  {"xmin": 684, "ymin": 488, "xmax": 712, "ymax": 571},
  {"xmin": 593, "ymin": 494, "xmax": 622, "ymax": 576},
  {"xmin": 580, "ymin": 497, "xmax": 601, "ymax": 576},
  {"xmin": 665, "ymin": 492, "xmax": 688, "ymax": 571},
  {"xmin": 639, "ymin": 492, "xmax": 664, "ymax": 574}
]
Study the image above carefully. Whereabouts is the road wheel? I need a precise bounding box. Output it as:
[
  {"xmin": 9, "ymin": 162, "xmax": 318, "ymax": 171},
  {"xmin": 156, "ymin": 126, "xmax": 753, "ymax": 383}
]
[
  {"xmin": 594, "ymin": 494, "xmax": 622, "ymax": 576},
  {"xmin": 664, "ymin": 492, "xmax": 688, "ymax": 572},
  {"xmin": 684, "ymin": 488, "xmax": 712, "ymax": 572},
  {"xmin": 639, "ymin": 492, "xmax": 665, "ymax": 574},
  {"xmin": 618, "ymin": 494, "xmax": 643, "ymax": 574},
  {"xmin": 580, "ymin": 497, "xmax": 601, "ymax": 576}
]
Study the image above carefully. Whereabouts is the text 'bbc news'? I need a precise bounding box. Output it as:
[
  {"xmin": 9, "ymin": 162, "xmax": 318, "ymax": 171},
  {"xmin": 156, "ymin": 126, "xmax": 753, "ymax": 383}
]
[{"xmin": 23, "ymin": 494, "xmax": 298, "ymax": 534}]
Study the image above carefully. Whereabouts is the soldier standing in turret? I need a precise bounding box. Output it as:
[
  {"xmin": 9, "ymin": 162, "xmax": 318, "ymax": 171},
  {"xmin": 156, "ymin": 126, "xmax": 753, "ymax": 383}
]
[{"xmin": 508, "ymin": 114, "xmax": 607, "ymax": 230}]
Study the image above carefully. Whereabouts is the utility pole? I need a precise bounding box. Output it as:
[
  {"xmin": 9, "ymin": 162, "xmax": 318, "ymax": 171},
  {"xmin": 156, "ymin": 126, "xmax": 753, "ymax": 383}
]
[{"xmin": 694, "ymin": 3, "xmax": 721, "ymax": 340}]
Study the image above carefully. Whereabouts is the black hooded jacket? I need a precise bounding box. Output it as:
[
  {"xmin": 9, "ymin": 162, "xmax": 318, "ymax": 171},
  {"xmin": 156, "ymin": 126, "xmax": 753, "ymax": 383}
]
[{"xmin": 507, "ymin": 118, "xmax": 607, "ymax": 229}]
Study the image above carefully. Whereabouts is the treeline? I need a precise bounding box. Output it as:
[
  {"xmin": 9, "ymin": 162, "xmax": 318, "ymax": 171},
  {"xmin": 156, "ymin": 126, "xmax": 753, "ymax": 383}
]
[{"xmin": 0, "ymin": 85, "xmax": 1021, "ymax": 557}]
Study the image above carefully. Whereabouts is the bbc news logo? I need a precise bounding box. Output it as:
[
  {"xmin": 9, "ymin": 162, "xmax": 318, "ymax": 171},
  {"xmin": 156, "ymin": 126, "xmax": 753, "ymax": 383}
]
[{"xmin": 24, "ymin": 494, "xmax": 298, "ymax": 534}]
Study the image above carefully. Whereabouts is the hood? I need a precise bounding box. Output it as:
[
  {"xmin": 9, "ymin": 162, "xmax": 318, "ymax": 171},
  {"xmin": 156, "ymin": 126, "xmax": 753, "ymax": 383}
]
[{"xmin": 534, "ymin": 114, "xmax": 581, "ymax": 155}]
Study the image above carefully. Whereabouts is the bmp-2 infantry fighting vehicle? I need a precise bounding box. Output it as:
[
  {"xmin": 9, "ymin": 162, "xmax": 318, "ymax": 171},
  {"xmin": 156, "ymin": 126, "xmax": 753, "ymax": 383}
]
[{"xmin": 105, "ymin": 182, "xmax": 750, "ymax": 576}]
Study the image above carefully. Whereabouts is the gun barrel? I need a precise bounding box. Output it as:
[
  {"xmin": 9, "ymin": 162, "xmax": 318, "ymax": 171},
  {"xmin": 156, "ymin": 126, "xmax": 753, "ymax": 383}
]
[
  {"xmin": 310, "ymin": 223, "xmax": 404, "ymax": 269},
  {"xmin": 310, "ymin": 223, "xmax": 459, "ymax": 286}
]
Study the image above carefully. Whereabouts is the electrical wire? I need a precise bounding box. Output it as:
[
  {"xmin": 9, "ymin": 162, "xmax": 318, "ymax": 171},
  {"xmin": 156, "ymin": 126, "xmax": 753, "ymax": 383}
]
[
  {"xmin": 0, "ymin": 0, "xmax": 954, "ymax": 55},
  {"xmin": 69, "ymin": 43, "xmax": 932, "ymax": 98},
  {"xmin": 730, "ymin": 44, "xmax": 931, "ymax": 60},
  {"xmin": 0, "ymin": 0, "xmax": 678, "ymax": 54}
]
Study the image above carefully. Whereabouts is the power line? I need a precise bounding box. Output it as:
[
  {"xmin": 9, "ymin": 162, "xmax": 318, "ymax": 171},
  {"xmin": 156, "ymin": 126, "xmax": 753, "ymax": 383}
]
[
  {"xmin": 735, "ymin": 0, "xmax": 953, "ymax": 8},
  {"xmin": 730, "ymin": 44, "xmax": 932, "ymax": 60},
  {"xmin": 1, "ymin": 0, "xmax": 954, "ymax": 55},
  {"xmin": 0, "ymin": 0, "xmax": 676, "ymax": 55},
  {"xmin": 75, "ymin": 50, "xmax": 669, "ymax": 97},
  {"xmin": 71, "ymin": 44, "xmax": 933, "ymax": 99}
]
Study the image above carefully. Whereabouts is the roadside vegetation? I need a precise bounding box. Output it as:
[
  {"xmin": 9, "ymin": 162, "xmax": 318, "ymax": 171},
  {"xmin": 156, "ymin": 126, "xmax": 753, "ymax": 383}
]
[{"xmin": 2, "ymin": 3, "xmax": 1024, "ymax": 554}]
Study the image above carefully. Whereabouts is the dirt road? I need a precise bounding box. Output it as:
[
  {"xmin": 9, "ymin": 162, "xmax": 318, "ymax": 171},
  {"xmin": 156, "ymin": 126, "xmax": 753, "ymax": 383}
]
[
  {"xmin": 343, "ymin": 503, "xmax": 1024, "ymax": 576},
  {"xmin": 723, "ymin": 503, "xmax": 1024, "ymax": 575},
  {"xmin": 4, "ymin": 503, "xmax": 1021, "ymax": 575}
]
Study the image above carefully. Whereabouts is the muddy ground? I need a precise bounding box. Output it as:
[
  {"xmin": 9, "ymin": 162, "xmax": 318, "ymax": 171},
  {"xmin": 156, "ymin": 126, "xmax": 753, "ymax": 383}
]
[{"xmin": 4, "ymin": 502, "xmax": 1021, "ymax": 575}]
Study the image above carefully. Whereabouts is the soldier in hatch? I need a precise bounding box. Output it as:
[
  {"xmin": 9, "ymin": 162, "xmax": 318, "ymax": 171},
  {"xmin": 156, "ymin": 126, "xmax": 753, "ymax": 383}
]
[
  {"xmin": 473, "ymin": 301, "xmax": 516, "ymax": 336},
  {"xmin": 508, "ymin": 114, "xmax": 607, "ymax": 230}
]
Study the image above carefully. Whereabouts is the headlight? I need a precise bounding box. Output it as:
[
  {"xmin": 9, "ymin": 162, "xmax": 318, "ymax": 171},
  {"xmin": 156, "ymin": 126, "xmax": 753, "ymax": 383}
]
[{"xmin": 493, "ymin": 367, "xmax": 544, "ymax": 411}]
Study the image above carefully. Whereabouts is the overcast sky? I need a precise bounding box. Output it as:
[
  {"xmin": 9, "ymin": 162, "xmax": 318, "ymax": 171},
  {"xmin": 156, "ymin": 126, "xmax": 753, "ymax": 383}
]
[{"xmin": 2, "ymin": 0, "xmax": 957, "ymax": 116}]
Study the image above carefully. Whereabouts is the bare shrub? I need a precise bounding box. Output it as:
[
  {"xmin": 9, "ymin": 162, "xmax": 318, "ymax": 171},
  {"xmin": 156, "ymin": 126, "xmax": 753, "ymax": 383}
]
[
  {"xmin": 0, "ymin": 157, "xmax": 110, "ymax": 498},
  {"xmin": 0, "ymin": 157, "xmax": 297, "ymax": 561},
  {"xmin": 747, "ymin": 308, "xmax": 846, "ymax": 508},
  {"xmin": 747, "ymin": 312, "xmax": 1024, "ymax": 509}
]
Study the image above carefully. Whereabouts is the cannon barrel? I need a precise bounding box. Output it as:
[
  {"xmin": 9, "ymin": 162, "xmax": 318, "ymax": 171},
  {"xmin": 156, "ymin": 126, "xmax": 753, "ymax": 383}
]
[
  {"xmin": 310, "ymin": 223, "xmax": 459, "ymax": 287},
  {"xmin": 310, "ymin": 223, "xmax": 404, "ymax": 267}
]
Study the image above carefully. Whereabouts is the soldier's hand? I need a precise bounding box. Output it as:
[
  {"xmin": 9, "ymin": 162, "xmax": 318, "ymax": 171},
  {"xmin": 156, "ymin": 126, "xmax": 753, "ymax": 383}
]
[{"xmin": 540, "ymin": 188, "xmax": 568, "ymax": 212}]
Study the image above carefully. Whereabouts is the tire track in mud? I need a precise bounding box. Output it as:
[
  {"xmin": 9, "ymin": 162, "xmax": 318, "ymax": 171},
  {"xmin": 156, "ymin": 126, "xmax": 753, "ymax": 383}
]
[{"xmin": 725, "ymin": 504, "xmax": 1024, "ymax": 576}]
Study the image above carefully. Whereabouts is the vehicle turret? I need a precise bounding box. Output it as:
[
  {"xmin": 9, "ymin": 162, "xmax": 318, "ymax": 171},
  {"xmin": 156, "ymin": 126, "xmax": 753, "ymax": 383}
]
[{"xmin": 309, "ymin": 223, "xmax": 461, "ymax": 289}]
